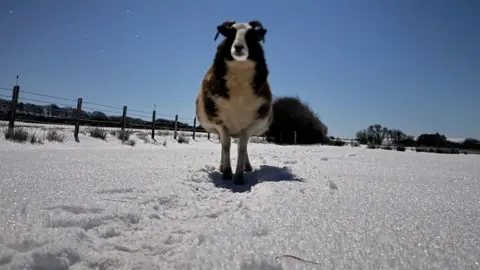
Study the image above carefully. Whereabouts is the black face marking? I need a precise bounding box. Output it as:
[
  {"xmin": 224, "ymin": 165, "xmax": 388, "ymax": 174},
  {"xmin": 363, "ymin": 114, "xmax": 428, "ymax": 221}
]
[
  {"xmin": 248, "ymin": 20, "xmax": 267, "ymax": 43},
  {"xmin": 257, "ymin": 102, "xmax": 271, "ymax": 119},
  {"xmin": 211, "ymin": 43, "xmax": 230, "ymax": 98},
  {"xmin": 244, "ymin": 30, "xmax": 266, "ymax": 61}
]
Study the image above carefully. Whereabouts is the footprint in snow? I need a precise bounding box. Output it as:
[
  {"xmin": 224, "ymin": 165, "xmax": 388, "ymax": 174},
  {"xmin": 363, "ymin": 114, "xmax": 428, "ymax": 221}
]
[
  {"xmin": 328, "ymin": 180, "xmax": 338, "ymax": 190},
  {"xmin": 44, "ymin": 205, "xmax": 104, "ymax": 215},
  {"xmin": 97, "ymin": 187, "xmax": 135, "ymax": 194},
  {"xmin": 282, "ymin": 160, "xmax": 298, "ymax": 165}
]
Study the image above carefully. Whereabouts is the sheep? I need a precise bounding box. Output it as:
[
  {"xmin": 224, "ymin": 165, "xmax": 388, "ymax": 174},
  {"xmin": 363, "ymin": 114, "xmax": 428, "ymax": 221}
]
[{"xmin": 195, "ymin": 20, "xmax": 273, "ymax": 185}]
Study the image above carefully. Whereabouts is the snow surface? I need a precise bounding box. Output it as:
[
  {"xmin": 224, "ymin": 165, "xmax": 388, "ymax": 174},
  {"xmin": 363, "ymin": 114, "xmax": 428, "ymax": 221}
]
[{"xmin": 1, "ymin": 126, "xmax": 480, "ymax": 270}]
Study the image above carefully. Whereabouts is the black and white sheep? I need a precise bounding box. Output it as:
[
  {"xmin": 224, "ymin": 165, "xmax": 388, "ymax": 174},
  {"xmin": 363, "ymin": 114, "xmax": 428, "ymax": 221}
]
[{"xmin": 195, "ymin": 20, "xmax": 273, "ymax": 185}]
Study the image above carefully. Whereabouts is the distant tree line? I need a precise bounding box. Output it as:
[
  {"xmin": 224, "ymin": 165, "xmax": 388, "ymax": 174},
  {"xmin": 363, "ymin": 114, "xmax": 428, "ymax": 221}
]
[
  {"xmin": 0, "ymin": 98, "xmax": 200, "ymax": 132},
  {"xmin": 355, "ymin": 124, "xmax": 480, "ymax": 153}
]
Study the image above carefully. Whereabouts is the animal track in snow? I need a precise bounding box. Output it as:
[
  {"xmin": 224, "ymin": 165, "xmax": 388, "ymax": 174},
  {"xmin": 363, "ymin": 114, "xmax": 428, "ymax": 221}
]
[
  {"xmin": 44, "ymin": 205, "xmax": 104, "ymax": 215},
  {"xmin": 5, "ymin": 239, "xmax": 45, "ymax": 253},
  {"xmin": 328, "ymin": 180, "xmax": 338, "ymax": 190},
  {"xmin": 97, "ymin": 187, "xmax": 135, "ymax": 194},
  {"xmin": 282, "ymin": 160, "xmax": 298, "ymax": 165},
  {"xmin": 46, "ymin": 212, "xmax": 117, "ymax": 231}
]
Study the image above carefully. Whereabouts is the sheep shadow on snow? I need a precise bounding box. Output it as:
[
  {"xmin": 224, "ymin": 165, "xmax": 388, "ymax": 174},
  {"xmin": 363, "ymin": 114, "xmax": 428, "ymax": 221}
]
[{"xmin": 208, "ymin": 165, "xmax": 303, "ymax": 193}]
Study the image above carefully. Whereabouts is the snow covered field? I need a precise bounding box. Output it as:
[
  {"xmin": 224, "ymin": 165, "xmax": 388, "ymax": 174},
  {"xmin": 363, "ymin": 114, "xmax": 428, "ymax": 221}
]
[{"xmin": 1, "ymin": 126, "xmax": 479, "ymax": 270}]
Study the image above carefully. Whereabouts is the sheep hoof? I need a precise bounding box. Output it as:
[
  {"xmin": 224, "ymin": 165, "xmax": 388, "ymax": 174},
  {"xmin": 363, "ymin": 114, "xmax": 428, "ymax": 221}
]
[
  {"xmin": 222, "ymin": 167, "xmax": 233, "ymax": 180},
  {"xmin": 244, "ymin": 163, "xmax": 253, "ymax": 172},
  {"xmin": 233, "ymin": 173, "xmax": 245, "ymax": 185}
]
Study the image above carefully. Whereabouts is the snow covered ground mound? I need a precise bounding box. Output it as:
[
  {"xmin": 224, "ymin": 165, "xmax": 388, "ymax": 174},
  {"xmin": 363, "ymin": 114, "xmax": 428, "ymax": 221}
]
[{"xmin": 0, "ymin": 130, "xmax": 479, "ymax": 269}]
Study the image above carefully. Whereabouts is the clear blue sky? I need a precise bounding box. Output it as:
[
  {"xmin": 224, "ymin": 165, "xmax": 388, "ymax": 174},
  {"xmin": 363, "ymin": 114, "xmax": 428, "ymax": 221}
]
[{"xmin": 1, "ymin": 0, "xmax": 479, "ymax": 139}]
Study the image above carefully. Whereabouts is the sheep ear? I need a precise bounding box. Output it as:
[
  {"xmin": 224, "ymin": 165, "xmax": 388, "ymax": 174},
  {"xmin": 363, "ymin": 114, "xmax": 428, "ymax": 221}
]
[
  {"xmin": 214, "ymin": 31, "xmax": 220, "ymax": 41},
  {"xmin": 249, "ymin": 20, "xmax": 267, "ymax": 43},
  {"xmin": 214, "ymin": 20, "xmax": 236, "ymax": 41}
]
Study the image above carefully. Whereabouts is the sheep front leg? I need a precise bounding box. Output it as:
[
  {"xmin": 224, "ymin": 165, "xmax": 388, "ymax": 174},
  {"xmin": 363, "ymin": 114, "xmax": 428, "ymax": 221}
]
[
  {"xmin": 244, "ymin": 150, "xmax": 253, "ymax": 172},
  {"xmin": 233, "ymin": 133, "xmax": 249, "ymax": 185},
  {"xmin": 219, "ymin": 128, "xmax": 232, "ymax": 180}
]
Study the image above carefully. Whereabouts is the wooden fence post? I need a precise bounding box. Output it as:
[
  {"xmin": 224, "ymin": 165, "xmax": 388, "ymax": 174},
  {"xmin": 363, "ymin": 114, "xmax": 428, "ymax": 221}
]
[
  {"xmin": 121, "ymin": 105, "xmax": 127, "ymax": 132},
  {"xmin": 173, "ymin": 114, "xmax": 178, "ymax": 139},
  {"xmin": 74, "ymin": 97, "xmax": 83, "ymax": 142},
  {"xmin": 151, "ymin": 107, "xmax": 156, "ymax": 140},
  {"xmin": 207, "ymin": 132, "xmax": 210, "ymax": 140},
  {"xmin": 294, "ymin": 131, "xmax": 297, "ymax": 145},
  {"xmin": 8, "ymin": 85, "xmax": 20, "ymax": 131},
  {"xmin": 192, "ymin": 117, "xmax": 196, "ymax": 140}
]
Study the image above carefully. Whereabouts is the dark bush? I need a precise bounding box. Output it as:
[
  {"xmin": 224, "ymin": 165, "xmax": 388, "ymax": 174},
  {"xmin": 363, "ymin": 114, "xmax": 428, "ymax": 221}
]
[
  {"xmin": 333, "ymin": 139, "xmax": 346, "ymax": 146},
  {"xmin": 434, "ymin": 148, "xmax": 459, "ymax": 154},
  {"xmin": 136, "ymin": 132, "xmax": 151, "ymax": 143},
  {"xmin": 326, "ymin": 138, "xmax": 346, "ymax": 146},
  {"xmin": 382, "ymin": 146, "xmax": 393, "ymax": 150},
  {"xmin": 123, "ymin": 139, "xmax": 136, "ymax": 147},
  {"xmin": 416, "ymin": 147, "xmax": 460, "ymax": 154},
  {"xmin": 30, "ymin": 132, "xmax": 44, "ymax": 144},
  {"xmin": 89, "ymin": 127, "xmax": 107, "ymax": 140},
  {"xmin": 463, "ymin": 138, "xmax": 480, "ymax": 151},
  {"xmin": 3, "ymin": 127, "xmax": 29, "ymax": 143},
  {"xmin": 395, "ymin": 145, "xmax": 406, "ymax": 151},
  {"xmin": 367, "ymin": 144, "xmax": 377, "ymax": 149},
  {"xmin": 450, "ymin": 148, "xmax": 460, "ymax": 154},
  {"xmin": 177, "ymin": 134, "xmax": 189, "ymax": 144},
  {"xmin": 265, "ymin": 96, "xmax": 328, "ymax": 145},
  {"xmin": 46, "ymin": 129, "xmax": 67, "ymax": 143},
  {"xmin": 117, "ymin": 130, "xmax": 132, "ymax": 142}
]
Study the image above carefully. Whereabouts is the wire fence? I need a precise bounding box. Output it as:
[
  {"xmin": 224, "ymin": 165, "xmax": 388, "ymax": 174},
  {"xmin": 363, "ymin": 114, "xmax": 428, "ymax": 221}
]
[
  {"xmin": 0, "ymin": 85, "xmax": 375, "ymax": 147},
  {"xmin": 0, "ymin": 84, "xmax": 226, "ymax": 142}
]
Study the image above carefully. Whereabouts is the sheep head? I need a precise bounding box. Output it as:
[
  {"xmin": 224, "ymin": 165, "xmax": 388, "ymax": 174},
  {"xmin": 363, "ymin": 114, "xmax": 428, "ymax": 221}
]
[{"xmin": 213, "ymin": 20, "xmax": 267, "ymax": 62}]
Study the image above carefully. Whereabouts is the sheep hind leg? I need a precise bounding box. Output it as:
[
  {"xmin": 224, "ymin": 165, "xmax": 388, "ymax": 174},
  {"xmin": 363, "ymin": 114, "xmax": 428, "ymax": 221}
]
[
  {"xmin": 233, "ymin": 133, "xmax": 250, "ymax": 185},
  {"xmin": 219, "ymin": 128, "xmax": 232, "ymax": 180}
]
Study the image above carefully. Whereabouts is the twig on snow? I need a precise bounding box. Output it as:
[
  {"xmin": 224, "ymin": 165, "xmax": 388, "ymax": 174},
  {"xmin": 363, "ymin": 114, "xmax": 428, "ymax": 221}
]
[{"xmin": 275, "ymin": 254, "xmax": 321, "ymax": 265}]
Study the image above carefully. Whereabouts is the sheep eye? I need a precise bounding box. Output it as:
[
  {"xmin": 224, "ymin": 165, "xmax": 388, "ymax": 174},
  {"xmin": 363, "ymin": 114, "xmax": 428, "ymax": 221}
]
[
  {"xmin": 255, "ymin": 28, "xmax": 266, "ymax": 36},
  {"xmin": 214, "ymin": 26, "xmax": 236, "ymax": 41},
  {"xmin": 219, "ymin": 27, "xmax": 235, "ymax": 36},
  {"xmin": 227, "ymin": 29, "xmax": 236, "ymax": 36}
]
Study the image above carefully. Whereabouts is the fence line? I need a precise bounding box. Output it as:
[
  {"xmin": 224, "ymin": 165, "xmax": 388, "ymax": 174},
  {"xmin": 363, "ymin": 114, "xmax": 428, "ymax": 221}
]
[
  {"xmin": 0, "ymin": 85, "xmax": 313, "ymax": 145},
  {"xmin": 0, "ymin": 84, "xmax": 215, "ymax": 142}
]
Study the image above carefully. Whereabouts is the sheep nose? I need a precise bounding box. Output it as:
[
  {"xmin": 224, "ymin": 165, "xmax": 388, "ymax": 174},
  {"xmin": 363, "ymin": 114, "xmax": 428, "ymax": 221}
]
[{"xmin": 234, "ymin": 45, "xmax": 244, "ymax": 52}]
